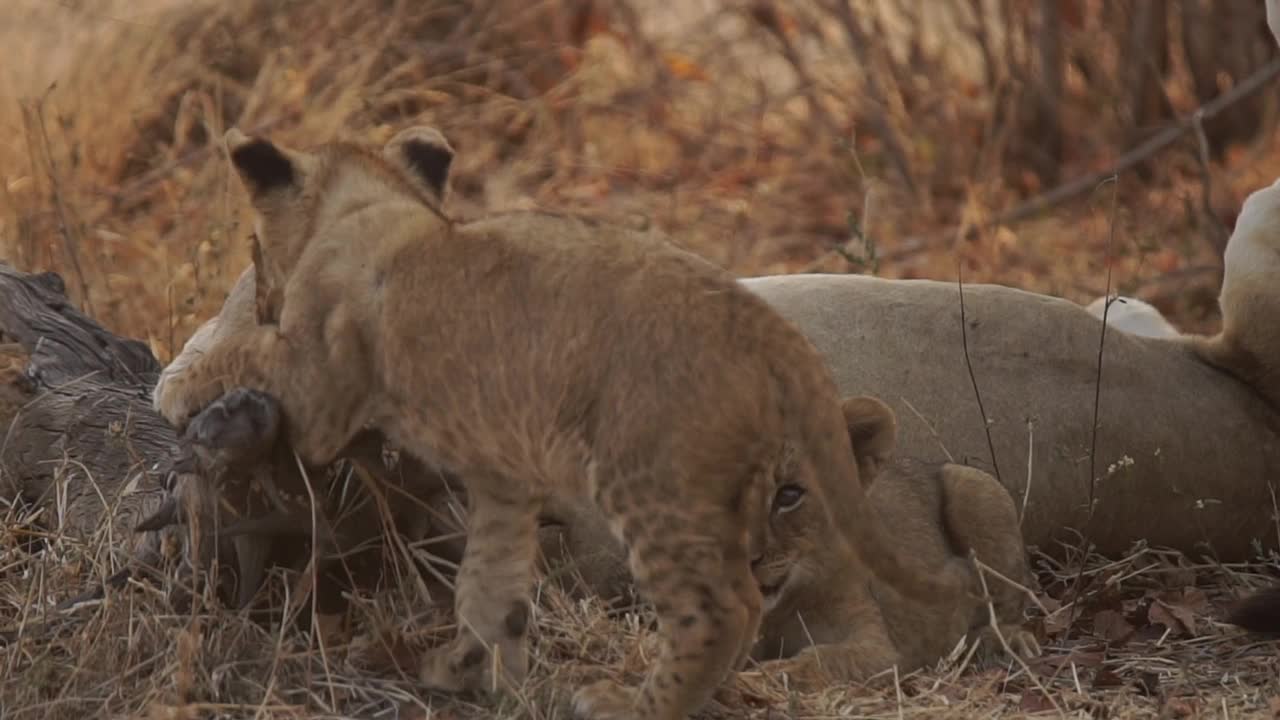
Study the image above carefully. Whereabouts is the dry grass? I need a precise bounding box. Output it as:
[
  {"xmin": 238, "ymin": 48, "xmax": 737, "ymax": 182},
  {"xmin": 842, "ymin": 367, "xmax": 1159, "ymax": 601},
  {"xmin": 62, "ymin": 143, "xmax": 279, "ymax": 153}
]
[
  {"xmin": 5, "ymin": 504, "xmax": 1280, "ymax": 719},
  {"xmin": 3, "ymin": 0, "xmax": 1280, "ymax": 717}
]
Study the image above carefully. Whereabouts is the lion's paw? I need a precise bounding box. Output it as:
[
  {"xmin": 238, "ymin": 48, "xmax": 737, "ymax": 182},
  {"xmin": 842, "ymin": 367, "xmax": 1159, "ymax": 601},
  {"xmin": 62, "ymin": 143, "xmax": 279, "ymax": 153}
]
[
  {"xmin": 185, "ymin": 387, "xmax": 281, "ymax": 453},
  {"xmin": 973, "ymin": 624, "xmax": 1042, "ymax": 664},
  {"xmin": 152, "ymin": 372, "xmax": 220, "ymax": 431},
  {"xmin": 757, "ymin": 656, "xmax": 827, "ymax": 691},
  {"xmin": 1008, "ymin": 627, "xmax": 1042, "ymax": 659},
  {"xmin": 571, "ymin": 679, "xmax": 643, "ymax": 720},
  {"xmin": 418, "ymin": 636, "xmax": 495, "ymax": 696}
]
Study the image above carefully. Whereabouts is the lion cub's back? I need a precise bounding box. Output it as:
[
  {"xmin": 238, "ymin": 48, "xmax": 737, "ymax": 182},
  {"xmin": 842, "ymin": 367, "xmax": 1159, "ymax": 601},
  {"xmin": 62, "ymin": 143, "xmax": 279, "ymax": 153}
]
[{"xmin": 378, "ymin": 210, "xmax": 814, "ymax": 489}]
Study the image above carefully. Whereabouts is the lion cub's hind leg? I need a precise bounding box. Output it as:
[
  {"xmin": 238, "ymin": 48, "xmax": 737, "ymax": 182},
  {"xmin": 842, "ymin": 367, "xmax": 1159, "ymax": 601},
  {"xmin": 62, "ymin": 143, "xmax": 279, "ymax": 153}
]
[
  {"xmin": 419, "ymin": 482, "xmax": 541, "ymax": 695},
  {"xmin": 572, "ymin": 475, "xmax": 762, "ymax": 720}
]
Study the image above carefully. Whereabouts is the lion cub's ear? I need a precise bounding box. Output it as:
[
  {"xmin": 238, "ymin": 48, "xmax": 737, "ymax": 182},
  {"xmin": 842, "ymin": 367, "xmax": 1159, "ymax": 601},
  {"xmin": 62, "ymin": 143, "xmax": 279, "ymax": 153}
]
[
  {"xmin": 224, "ymin": 128, "xmax": 299, "ymax": 196},
  {"xmin": 383, "ymin": 126, "xmax": 455, "ymax": 203},
  {"xmin": 841, "ymin": 395, "xmax": 898, "ymax": 485}
]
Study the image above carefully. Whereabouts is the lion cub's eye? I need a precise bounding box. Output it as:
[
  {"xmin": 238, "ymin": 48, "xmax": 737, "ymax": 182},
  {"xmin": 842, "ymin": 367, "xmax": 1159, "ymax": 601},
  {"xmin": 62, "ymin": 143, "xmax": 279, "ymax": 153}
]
[{"xmin": 773, "ymin": 484, "xmax": 806, "ymax": 513}]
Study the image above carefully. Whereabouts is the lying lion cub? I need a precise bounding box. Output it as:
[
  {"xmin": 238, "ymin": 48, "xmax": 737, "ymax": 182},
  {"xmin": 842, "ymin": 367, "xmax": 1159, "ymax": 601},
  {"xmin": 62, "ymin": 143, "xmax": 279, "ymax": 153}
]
[
  {"xmin": 752, "ymin": 396, "xmax": 1040, "ymax": 687},
  {"xmin": 522, "ymin": 396, "xmax": 1041, "ymax": 685},
  {"xmin": 151, "ymin": 125, "xmax": 950, "ymax": 720}
]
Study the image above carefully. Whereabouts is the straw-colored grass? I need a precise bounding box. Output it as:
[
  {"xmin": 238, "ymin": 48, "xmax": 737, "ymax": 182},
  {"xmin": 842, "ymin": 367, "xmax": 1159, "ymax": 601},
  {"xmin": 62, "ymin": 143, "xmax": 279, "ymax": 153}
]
[{"xmin": 3, "ymin": 0, "xmax": 1280, "ymax": 717}]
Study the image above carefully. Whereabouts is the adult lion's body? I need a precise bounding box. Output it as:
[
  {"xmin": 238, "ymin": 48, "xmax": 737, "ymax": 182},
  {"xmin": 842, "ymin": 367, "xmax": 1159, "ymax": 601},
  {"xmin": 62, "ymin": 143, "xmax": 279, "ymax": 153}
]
[
  {"xmin": 151, "ymin": 127, "xmax": 946, "ymax": 720},
  {"xmin": 741, "ymin": 273, "xmax": 1280, "ymax": 559}
]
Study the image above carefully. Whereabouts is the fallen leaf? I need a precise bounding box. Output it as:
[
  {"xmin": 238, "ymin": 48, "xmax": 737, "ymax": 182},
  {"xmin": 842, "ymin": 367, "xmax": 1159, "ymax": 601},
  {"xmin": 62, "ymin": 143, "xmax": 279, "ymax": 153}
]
[
  {"xmin": 315, "ymin": 611, "xmax": 349, "ymax": 647},
  {"xmin": 1092, "ymin": 668, "xmax": 1124, "ymax": 688},
  {"xmin": 1149, "ymin": 599, "xmax": 1196, "ymax": 638},
  {"xmin": 1170, "ymin": 587, "xmax": 1211, "ymax": 614},
  {"xmin": 1159, "ymin": 696, "xmax": 1198, "ymax": 719},
  {"xmin": 1153, "ymin": 248, "xmax": 1182, "ymax": 273},
  {"xmin": 1092, "ymin": 609, "xmax": 1134, "ymax": 644},
  {"xmin": 664, "ymin": 52, "xmax": 709, "ymax": 82},
  {"xmin": 1043, "ymin": 608, "xmax": 1073, "ymax": 638},
  {"xmin": 1019, "ymin": 690, "xmax": 1057, "ymax": 714}
]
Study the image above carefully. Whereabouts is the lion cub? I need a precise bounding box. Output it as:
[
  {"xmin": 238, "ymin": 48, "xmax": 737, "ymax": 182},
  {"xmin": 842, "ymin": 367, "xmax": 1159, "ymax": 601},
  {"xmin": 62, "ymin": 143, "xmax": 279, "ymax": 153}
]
[
  {"xmin": 152, "ymin": 126, "xmax": 951, "ymax": 720},
  {"xmin": 753, "ymin": 396, "xmax": 1040, "ymax": 687}
]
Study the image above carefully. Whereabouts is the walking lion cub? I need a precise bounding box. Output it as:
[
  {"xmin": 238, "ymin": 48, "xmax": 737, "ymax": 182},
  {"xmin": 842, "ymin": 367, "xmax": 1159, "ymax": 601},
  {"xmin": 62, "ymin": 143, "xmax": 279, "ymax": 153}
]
[{"xmin": 152, "ymin": 126, "xmax": 950, "ymax": 719}]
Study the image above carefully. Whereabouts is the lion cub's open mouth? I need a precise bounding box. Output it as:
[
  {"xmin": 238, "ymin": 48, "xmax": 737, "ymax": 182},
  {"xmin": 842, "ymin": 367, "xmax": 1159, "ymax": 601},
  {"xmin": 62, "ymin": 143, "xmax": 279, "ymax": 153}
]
[{"xmin": 759, "ymin": 575, "xmax": 789, "ymax": 612}]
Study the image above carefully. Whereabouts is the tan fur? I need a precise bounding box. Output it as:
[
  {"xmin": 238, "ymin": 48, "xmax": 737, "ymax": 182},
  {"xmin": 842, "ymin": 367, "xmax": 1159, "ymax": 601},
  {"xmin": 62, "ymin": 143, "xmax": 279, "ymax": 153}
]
[
  {"xmin": 752, "ymin": 396, "xmax": 1039, "ymax": 688},
  {"xmin": 1188, "ymin": 177, "xmax": 1280, "ymax": 631},
  {"xmin": 738, "ymin": 272, "xmax": 1280, "ymax": 560},
  {"xmin": 495, "ymin": 397, "xmax": 1038, "ymax": 684},
  {"xmin": 157, "ymin": 265, "xmax": 455, "ymax": 610},
  {"xmin": 151, "ymin": 126, "xmax": 951, "ymax": 720},
  {"xmin": 1185, "ymin": 178, "xmax": 1280, "ymax": 412},
  {"xmin": 1085, "ymin": 295, "xmax": 1181, "ymax": 339}
]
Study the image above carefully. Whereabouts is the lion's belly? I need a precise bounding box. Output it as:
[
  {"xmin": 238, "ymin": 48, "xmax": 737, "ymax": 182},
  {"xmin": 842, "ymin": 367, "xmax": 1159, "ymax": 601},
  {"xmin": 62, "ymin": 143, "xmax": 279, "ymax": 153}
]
[{"xmin": 373, "ymin": 390, "xmax": 595, "ymax": 502}]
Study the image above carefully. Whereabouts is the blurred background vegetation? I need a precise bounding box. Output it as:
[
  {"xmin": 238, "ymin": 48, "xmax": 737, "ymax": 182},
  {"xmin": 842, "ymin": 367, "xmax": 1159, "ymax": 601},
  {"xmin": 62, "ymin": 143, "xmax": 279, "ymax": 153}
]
[{"xmin": 2, "ymin": 0, "xmax": 1278, "ymax": 360}]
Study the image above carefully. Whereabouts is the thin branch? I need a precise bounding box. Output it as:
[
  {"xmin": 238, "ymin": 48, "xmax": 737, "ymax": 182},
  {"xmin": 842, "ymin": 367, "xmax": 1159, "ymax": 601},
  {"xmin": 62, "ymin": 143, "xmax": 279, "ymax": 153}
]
[
  {"xmin": 996, "ymin": 56, "xmax": 1280, "ymax": 227},
  {"xmin": 749, "ymin": 3, "xmax": 840, "ymax": 136},
  {"xmin": 1190, "ymin": 109, "xmax": 1229, "ymax": 253},
  {"xmin": 825, "ymin": 0, "xmax": 919, "ymax": 198}
]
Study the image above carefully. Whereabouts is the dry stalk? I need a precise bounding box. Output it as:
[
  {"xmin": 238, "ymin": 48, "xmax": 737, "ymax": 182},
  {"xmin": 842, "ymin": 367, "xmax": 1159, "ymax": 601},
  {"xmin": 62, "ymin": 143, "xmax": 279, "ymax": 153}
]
[
  {"xmin": 1020, "ymin": 417, "xmax": 1034, "ymax": 530},
  {"xmin": 1066, "ymin": 174, "xmax": 1120, "ymax": 635},
  {"xmin": 23, "ymin": 93, "xmax": 93, "ymax": 319},
  {"xmin": 899, "ymin": 397, "xmax": 955, "ymax": 464},
  {"xmin": 290, "ymin": 451, "xmax": 338, "ymax": 712},
  {"xmin": 971, "ymin": 550, "xmax": 1062, "ymax": 715},
  {"xmin": 955, "ymin": 256, "xmax": 1002, "ymax": 485}
]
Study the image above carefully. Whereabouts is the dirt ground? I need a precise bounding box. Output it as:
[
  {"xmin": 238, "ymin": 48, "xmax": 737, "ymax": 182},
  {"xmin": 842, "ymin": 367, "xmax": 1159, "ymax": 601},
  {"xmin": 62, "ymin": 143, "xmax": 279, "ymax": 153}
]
[{"xmin": 2, "ymin": 1, "xmax": 1280, "ymax": 717}]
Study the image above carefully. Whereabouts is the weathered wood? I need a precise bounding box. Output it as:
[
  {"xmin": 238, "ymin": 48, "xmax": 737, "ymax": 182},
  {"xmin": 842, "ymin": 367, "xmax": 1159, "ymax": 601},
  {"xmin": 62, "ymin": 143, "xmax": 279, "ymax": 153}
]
[
  {"xmin": 0, "ymin": 263, "xmax": 178, "ymax": 572},
  {"xmin": 0, "ymin": 261, "xmax": 444, "ymax": 621}
]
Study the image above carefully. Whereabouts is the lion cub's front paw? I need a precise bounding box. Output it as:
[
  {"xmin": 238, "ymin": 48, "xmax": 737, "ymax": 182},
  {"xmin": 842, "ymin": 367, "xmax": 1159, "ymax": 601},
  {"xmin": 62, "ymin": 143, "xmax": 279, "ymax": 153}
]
[
  {"xmin": 419, "ymin": 642, "xmax": 485, "ymax": 695},
  {"xmin": 419, "ymin": 632, "xmax": 530, "ymax": 698},
  {"xmin": 185, "ymin": 387, "xmax": 282, "ymax": 453},
  {"xmin": 571, "ymin": 679, "xmax": 642, "ymax": 720},
  {"xmin": 756, "ymin": 656, "xmax": 829, "ymax": 692},
  {"xmin": 973, "ymin": 624, "xmax": 1042, "ymax": 664},
  {"xmin": 1007, "ymin": 627, "xmax": 1042, "ymax": 659},
  {"xmin": 152, "ymin": 373, "xmax": 218, "ymax": 431}
]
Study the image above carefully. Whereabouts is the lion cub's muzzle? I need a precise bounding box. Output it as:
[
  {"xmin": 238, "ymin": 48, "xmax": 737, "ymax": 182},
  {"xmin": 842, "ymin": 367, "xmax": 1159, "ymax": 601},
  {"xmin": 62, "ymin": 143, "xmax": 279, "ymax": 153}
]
[{"xmin": 754, "ymin": 557, "xmax": 794, "ymax": 613}]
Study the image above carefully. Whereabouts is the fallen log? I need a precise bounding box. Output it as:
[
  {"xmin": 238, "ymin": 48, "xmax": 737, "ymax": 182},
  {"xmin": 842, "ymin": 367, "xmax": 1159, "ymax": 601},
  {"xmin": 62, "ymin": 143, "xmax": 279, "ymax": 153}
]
[
  {"xmin": 0, "ymin": 263, "xmax": 368, "ymax": 620},
  {"xmin": 0, "ymin": 264, "xmax": 177, "ymax": 589}
]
